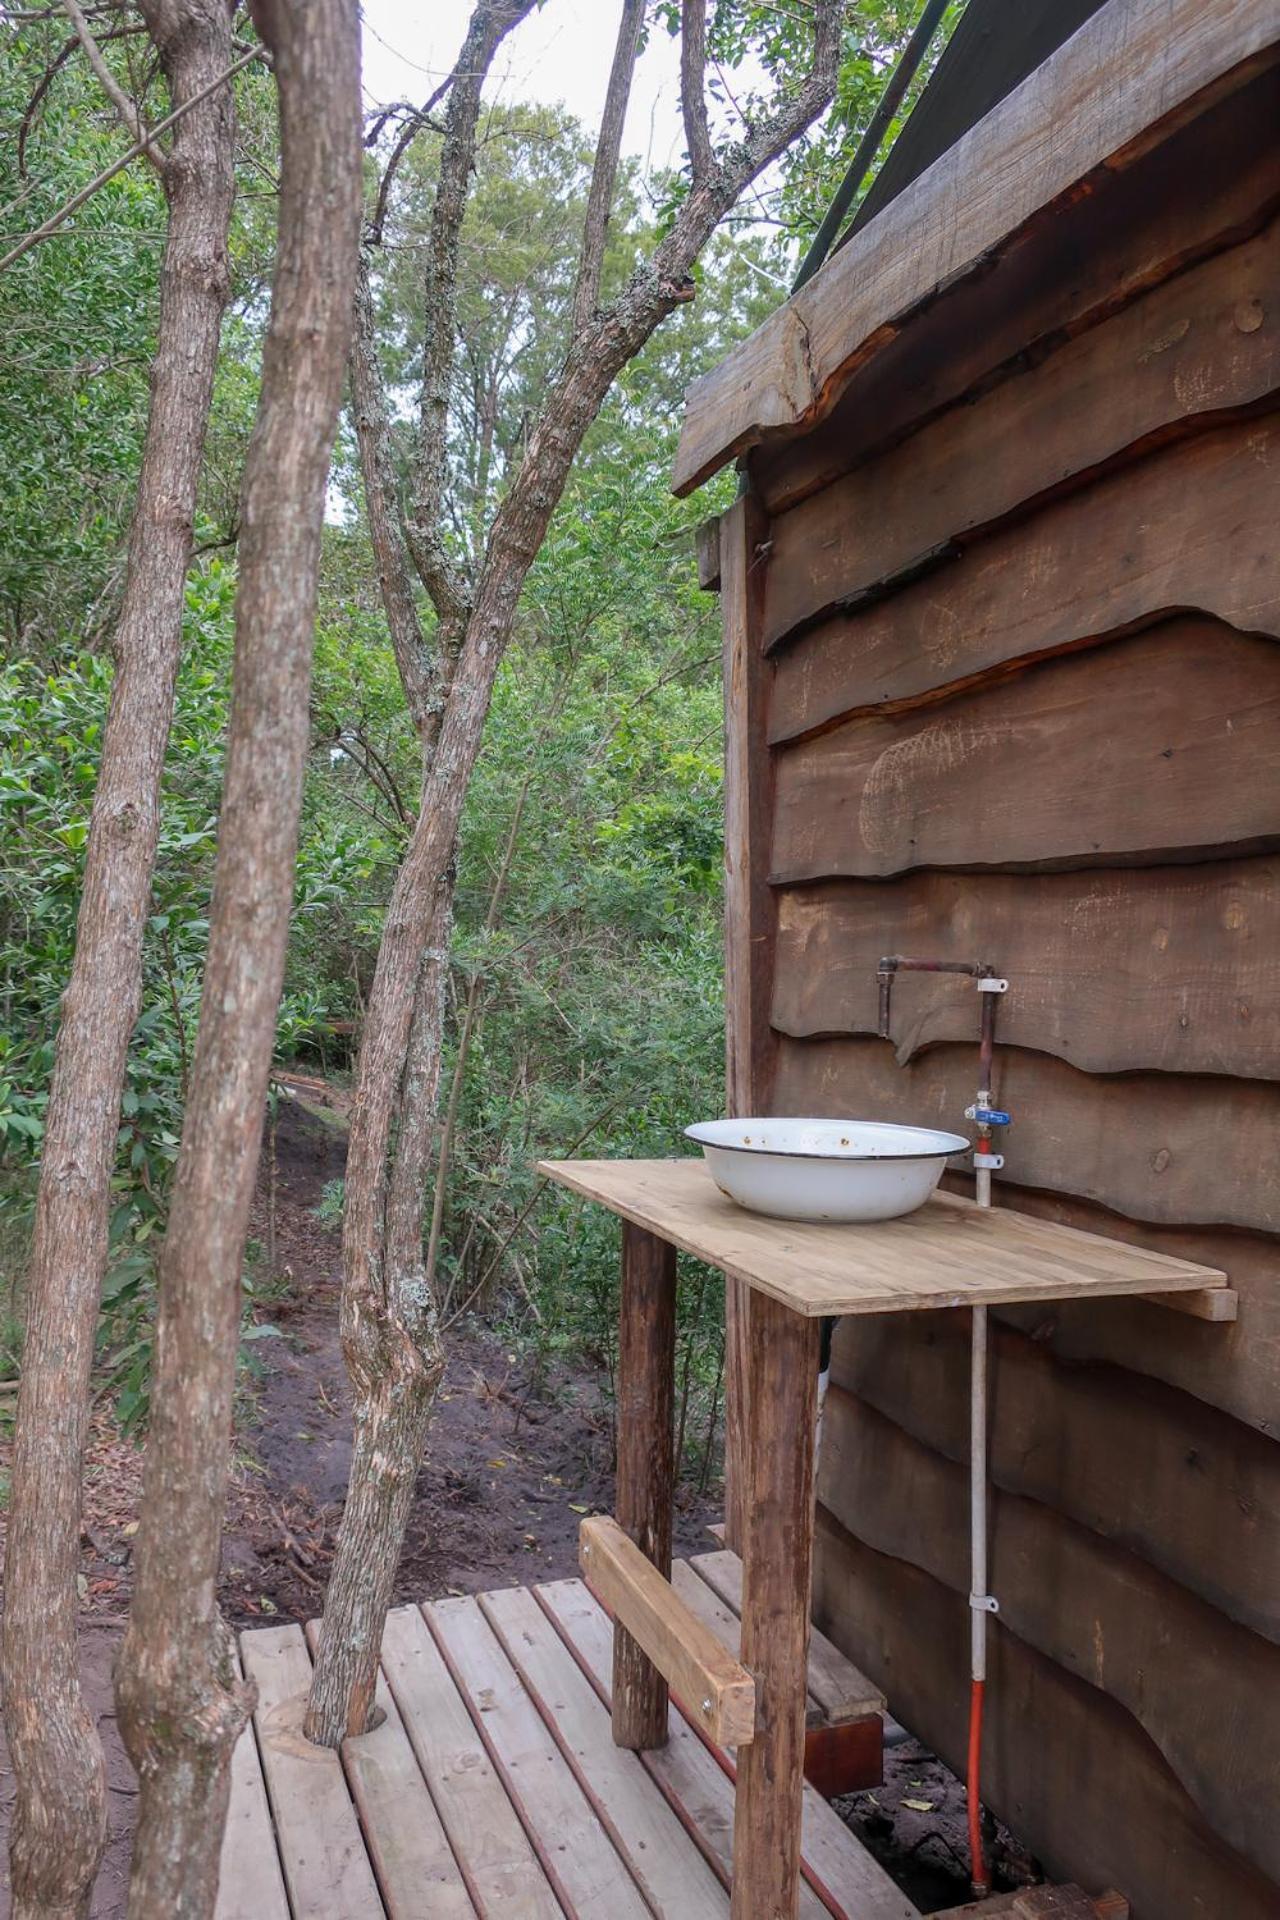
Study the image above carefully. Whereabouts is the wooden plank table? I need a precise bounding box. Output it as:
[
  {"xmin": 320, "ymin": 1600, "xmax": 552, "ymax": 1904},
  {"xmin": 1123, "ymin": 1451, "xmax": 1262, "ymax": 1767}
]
[{"xmin": 539, "ymin": 1157, "xmax": 1229, "ymax": 1920}]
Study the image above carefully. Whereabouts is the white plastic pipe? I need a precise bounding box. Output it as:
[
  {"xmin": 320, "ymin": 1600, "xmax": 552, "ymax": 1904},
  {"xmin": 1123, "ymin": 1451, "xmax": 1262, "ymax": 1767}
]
[{"xmin": 970, "ymin": 1302, "xmax": 989, "ymax": 1682}]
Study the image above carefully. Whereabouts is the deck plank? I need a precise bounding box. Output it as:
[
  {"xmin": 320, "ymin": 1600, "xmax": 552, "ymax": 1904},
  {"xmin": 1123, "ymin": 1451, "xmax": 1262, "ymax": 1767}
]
[
  {"xmin": 539, "ymin": 1577, "xmax": 834, "ymax": 1919},
  {"xmin": 379, "ymin": 1602, "xmax": 562, "ymax": 1918},
  {"xmin": 301, "ymin": 1620, "xmax": 474, "ymax": 1919},
  {"xmin": 692, "ymin": 1549, "xmax": 885, "ymax": 1723},
  {"xmin": 481, "ymin": 1582, "xmax": 730, "ymax": 1918},
  {"xmin": 537, "ymin": 1578, "xmax": 916, "ymax": 1920},
  {"xmin": 240, "ymin": 1623, "xmax": 384, "ymax": 1920},
  {"xmin": 216, "ymin": 1650, "xmax": 289, "ymax": 1920},
  {"xmin": 427, "ymin": 1594, "xmax": 649, "ymax": 1919}
]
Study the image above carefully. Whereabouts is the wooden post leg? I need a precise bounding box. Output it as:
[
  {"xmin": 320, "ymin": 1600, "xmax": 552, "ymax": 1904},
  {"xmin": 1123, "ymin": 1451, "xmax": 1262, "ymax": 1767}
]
[
  {"xmin": 612, "ymin": 1220, "xmax": 677, "ymax": 1750},
  {"xmin": 732, "ymin": 1295, "xmax": 820, "ymax": 1920}
]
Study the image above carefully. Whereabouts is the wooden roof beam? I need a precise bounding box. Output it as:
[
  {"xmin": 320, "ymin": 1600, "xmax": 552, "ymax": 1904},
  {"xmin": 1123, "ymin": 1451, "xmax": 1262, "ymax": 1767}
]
[{"xmin": 671, "ymin": 0, "xmax": 1280, "ymax": 496}]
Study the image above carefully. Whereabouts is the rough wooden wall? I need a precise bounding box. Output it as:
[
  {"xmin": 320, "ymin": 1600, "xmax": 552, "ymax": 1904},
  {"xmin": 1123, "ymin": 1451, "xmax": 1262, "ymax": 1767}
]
[{"xmin": 720, "ymin": 69, "xmax": 1280, "ymax": 1920}]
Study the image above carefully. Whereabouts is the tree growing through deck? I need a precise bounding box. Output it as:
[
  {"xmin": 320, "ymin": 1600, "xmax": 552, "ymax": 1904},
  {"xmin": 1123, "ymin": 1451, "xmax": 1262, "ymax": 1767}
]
[{"xmin": 304, "ymin": 0, "xmax": 849, "ymax": 1745}]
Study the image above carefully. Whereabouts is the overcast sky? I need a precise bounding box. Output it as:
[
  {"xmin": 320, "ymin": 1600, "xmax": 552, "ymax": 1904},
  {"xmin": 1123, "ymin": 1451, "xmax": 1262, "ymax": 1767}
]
[{"xmin": 360, "ymin": 0, "xmax": 690, "ymax": 176}]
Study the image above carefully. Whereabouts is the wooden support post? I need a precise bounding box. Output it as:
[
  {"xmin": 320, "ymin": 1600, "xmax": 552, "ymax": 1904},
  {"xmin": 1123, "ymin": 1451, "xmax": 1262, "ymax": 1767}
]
[
  {"xmin": 732, "ymin": 1294, "xmax": 820, "ymax": 1920},
  {"xmin": 720, "ymin": 491, "xmax": 777, "ymax": 1554},
  {"xmin": 612, "ymin": 1220, "xmax": 677, "ymax": 1750}
]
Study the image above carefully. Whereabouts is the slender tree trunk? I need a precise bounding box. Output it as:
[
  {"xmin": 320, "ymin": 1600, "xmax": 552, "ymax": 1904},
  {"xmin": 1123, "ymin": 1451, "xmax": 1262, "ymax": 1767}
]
[
  {"xmin": 304, "ymin": 0, "xmax": 842, "ymax": 1747},
  {"xmin": 112, "ymin": 1, "xmax": 361, "ymax": 1910},
  {"xmin": 304, "ymin": 874, "xmax": 452, "ymax": 1742},
  {"xmin": 0, "ymin": 7, "xmax": 235, "ymax": 1914}
]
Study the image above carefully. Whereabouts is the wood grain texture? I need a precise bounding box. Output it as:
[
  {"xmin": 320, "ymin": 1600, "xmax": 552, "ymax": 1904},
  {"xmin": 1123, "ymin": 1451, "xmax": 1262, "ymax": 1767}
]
[
  {"xmin": 760, "ymin": 224, "xmax": 1280, "ymax": 647},
  {"xmin": 379, "ymin": 1602, "xmax": 562, "ymax": 1918},
  {"xmin": 613, "ymin": 1221, "xmax": 677, "ymax": 1750},
  {"xmin": 721, "ymin": 494, "xmax": 776, "ymax": 1551},
  {"xmin": 687, "ymin": 1549, "xmax": 885, "ymax": 1723},
  {"xmin": 767, "ymin": 417, "xmax": 1280, "ymax": 738},
  {"xmin": 426, "ymin": 1594, "xmax": 651, "ymax": 1920},
  {"xmin": 216, "ymin": 1650, "xmax": 290, "ymax": 1920},
  {"xmin": 581, "ymin": 1516, "xmax": 756, "ymax": 1748},
  {"xmin": 752, "ymin": 65, "xmax": 1280, "ymax": 516},
  {"xmin": 828, "ymin": 1315, "xmax": 1280, "ymax": 1644},
  {"xmin": 818, "ymin": 1387, "xmax": 1280, "ymax": 1882},
  {"xmin": 532, "ymin": 1578, "xmax": 883, "ymax": 1920},
  {"xmin": 732, "ymin": 1295, "xmax": 820, "ymax": 1920},
  {"xmin": 241, "ymin": 1625, "xmax": 383, "ymax": 1920},
  {"xmin": 771, "ymin": 861, "xmax": 1280, "ymax": 1080},
  {"xmin": 539, "ymin": 1157, "xmax": 1226, "ymax": 1313},
  {"xmin": 771, "ymin": 1034, "xmax": 1280, "ymax": 1233},
  {"xmin": 811, "ymin": 1513, "xmax": 1280, "ymax": 1920},
  {"xmin": 302, "ymin": 1618, "xmax": 474, "ymax": 1920},
  {"xmin": 983, "ymin": 1189, "xmax": 1280, "ymax": 1434},
  {"xmin": 771, "ymin": 620, "xmax": 1280, "ymax": 883},
  {"xmin": 480, "ymin": 1583, "xmax": 731, "ymax": 1919},
  {"xmin": 673, "ymin": 0, "xmax": 1280, "ymax": 493}
]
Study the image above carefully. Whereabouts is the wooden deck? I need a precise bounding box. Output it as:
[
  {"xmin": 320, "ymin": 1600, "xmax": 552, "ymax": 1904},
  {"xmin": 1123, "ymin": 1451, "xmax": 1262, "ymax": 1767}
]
[{"xmin": 216, "ymin": 1570, "xmax": 916, "ymax": 1920}]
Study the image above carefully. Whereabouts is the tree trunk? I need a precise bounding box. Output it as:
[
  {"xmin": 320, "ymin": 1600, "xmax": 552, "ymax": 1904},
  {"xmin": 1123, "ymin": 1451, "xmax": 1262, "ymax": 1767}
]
[
  {"xmin": 304, "ymin": 0, "xmax": 842, "ymax": 1747},
  {"xmin": 304, "ymin": 874, "xmax": 452, "ymax": 1743},
  {"xmin": 0, "ymin": 6, "xmax": 235, "ymax": 1914},
  {"xmin": 112, "ymin": 0, "xmax": 362, "ymax": 1911}
]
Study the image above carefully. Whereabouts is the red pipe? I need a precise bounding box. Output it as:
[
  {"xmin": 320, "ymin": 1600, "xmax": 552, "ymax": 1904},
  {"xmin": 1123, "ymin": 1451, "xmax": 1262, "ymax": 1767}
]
[{"xmin": 967, "ymin": 1677, "xmax": 990, "ymax": 1896}]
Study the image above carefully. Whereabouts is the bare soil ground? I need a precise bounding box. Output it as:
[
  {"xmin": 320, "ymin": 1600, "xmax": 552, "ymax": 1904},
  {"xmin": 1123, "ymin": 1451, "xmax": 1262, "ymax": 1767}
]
[{"xmin": 0, "ymin": 1090, "xmax": 1033, "ymax": 1916}]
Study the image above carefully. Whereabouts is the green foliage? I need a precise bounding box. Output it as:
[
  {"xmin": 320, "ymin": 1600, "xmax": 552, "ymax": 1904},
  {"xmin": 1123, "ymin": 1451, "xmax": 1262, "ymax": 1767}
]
[{"xmin": 0, "ymin": 7, "xmax": 970, "ymax": 1462}]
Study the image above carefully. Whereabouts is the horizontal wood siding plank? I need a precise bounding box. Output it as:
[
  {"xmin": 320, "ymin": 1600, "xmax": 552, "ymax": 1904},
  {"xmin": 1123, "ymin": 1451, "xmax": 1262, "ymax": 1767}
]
[
  {"xmin": 767, "ymin": 417, "xmax": 1280, "ymax": 739},
  {"xmin": 818, "ymin": 1388, "xmax": 1280, "ymax": 1881},
  {"xmin": 673, "ymin": 0, "xmax": 1280, "ymax": 494},
  {"xmin": 752, "ymin": 68, "xmax": 1280, "ymax": 516},
  {"xmin": 826, "ymin": 1315, "xmax": 1280, "ymax": 1643},
  {"xmin": 770, "ymin": 621, "xmax": 1280, "ymax": 882},
  {"xmin": 771, "ymin": 862, "xmax": 1280, "ymax": 1079},
  {"xmin": 984, "ymin": 1190, "xmax": 1280, "ymax": 1435},
  {"xmin": 772, "ymin": 1034, "xmax": 1280, "ymax": 1233},
  {"xmin": 760, "ymin": 224, "xmax": 1280, "ymax": 648},
  {"xmin": 811, "ymin": 1512, "xmax": 1280, "ymax": 1920}
]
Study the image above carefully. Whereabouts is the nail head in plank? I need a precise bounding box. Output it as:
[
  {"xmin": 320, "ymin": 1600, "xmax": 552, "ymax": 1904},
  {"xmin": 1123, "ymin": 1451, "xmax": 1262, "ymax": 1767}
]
[
  {"xmin": 690, "ymin": 1549, "xmax": 885, "ymax": 1723},
  {"xmin": 217, "ymin": 1646, "xmax": 289, "ymax": 1920},
  {"xmin": 300, "ymin": 1618, "xmax": 473, "ymax": 1919},
  {"xmin": 378, "ymin": 1603, "xmax": 562, "ymax": 1918},
  {"xmin": 425, "ymin": 1593, "xmax": 650, "ymax": 1919},
  {"xmin": 539, "ymin": 1159, "xmax": 1228, "ymax": 1318},
  {"xmin": 239, "ymin": 1622, "xmax": 384, "ymax": 1920},
  {"xmin": 480, "ymin": 1582, "xmax": 730, "ymax": 1919},
  {"xmin": 581, "ymin": 1515, "xmax": 756, "ymax": 1748}
]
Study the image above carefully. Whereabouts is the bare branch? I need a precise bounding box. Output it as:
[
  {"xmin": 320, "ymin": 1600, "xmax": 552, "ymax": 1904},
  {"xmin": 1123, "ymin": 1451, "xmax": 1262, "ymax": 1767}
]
[
  {"xmin": 404, "ymin": 0, "xmax": 538, "ymax": 627},
  {"xmin": 59, "ymin": 0, "xmax": 164, "ymax": 173},
  {"xmin": 571, "ymin": 0, "xmax": 644, "ymax": 332},
  {"xmin": 349, "ymin": 256, "xmax": 437, "ymax": 733},
  {"xmin": 0, "ymin": 43, "xmax": 264, "ymax": 276},
  {"xmin": 16, "ymin": 19, "xmax": 149, "ymax": 179},
  {"xmin": 680, "ymin": 0, "xmax": 714, "ymax": 182},
  {"xmin": 368, "ymin": 86, "xmax": 447, "ymax": 245}
]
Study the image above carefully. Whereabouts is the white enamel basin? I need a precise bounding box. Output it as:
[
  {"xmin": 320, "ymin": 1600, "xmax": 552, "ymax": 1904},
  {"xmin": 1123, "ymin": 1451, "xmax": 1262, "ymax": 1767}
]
[{"xmin": 685, "ymin": 1117, "xmax": 970, "ymax": 1223}]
